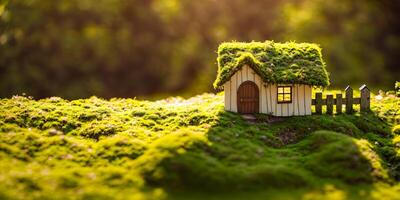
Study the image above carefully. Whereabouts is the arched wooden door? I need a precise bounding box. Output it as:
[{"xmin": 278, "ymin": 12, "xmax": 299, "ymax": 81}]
[{"xmin": 237, "ymin": 81, "xmax": 259, "ymax": 114}]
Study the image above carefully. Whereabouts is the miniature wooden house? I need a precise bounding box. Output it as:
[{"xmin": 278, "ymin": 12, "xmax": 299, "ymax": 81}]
[{"xmin": 214, "ymin": 41, "xmax": 330, "ymax": 116}]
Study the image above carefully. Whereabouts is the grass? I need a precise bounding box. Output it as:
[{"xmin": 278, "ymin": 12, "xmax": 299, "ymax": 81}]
[{"xmin": 0, "ymin": 92, "xmax": 399, "ymax": 199}]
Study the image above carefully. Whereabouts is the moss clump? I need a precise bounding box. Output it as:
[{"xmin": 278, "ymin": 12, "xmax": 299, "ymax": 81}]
[
  {"xmin": 214, "ymin": 41, "xmax": 330, "ymax": 88},
  {"xmin": 0, "ymin": 92, "xmax": 399, "ymax": 199},
  {"xmin": 393, "ymin": 125, "xmax": 400, "ymax": 135},
  {"xmin": 296, "ymin": 131, "xmax": 388, "ymax": 183},
  {"xmin": 371, "ymin": 92, "xmax": 400, "ymax": 123}
]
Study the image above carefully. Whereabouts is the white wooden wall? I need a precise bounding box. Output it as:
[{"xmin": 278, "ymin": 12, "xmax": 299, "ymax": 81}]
[{"xmin": 224, "ymin": 65, "xmax": 312, "ymax": 116}]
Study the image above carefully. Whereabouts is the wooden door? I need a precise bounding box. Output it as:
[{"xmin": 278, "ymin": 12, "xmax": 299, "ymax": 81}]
[{"xmin": 237, "ymin": 81, "xmax": 259, "ymax": 114}]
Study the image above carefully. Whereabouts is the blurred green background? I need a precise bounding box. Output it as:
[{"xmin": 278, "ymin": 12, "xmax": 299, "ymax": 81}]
[{"xmin": 0, "ymin": 0, "xmax": 399, "ymax": 99}]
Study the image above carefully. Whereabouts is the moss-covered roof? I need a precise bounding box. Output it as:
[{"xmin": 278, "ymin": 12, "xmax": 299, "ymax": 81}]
[{"xmin": 214, "ymin": 41, "xmax": 330, "ymax": 88}]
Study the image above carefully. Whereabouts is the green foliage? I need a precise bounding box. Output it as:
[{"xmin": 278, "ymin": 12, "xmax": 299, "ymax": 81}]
[
  {"xmin": 214, "ymin": 41, "xmax": 330, "ymax": 88},
  {"xmin": 280, "ymin": 0, "xmax": 400, "ymax": 90},
  {"xmin": 396, "ymin": 82, "xmax": 400, "ymax": 97},
  {"xmin": 0, "ymin": 92, "xmax": 399, "ymax": 199},
  {"xmin": 393, "ymin": 125, "xmax": 400, "ymax": 135},
  {"xmin": 1, "ymin": 1, "xmax": 399, "ymax": 99},
  {"xmin": 371, "ymin": 93, "xmax": 400, "ymax": 123}
]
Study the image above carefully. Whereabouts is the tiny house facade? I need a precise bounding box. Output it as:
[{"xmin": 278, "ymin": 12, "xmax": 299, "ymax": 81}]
[
  {"xmin": 223, "ymin": 65, "xmax": 312, "ymax": 116},
  {"xmin": 214, "ymin": 41, "xmax": 330, "ymax": 117}
]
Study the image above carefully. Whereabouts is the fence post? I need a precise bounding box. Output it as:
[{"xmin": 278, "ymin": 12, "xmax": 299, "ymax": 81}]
[
  {"xmin": 315, "ymin": 92, "xmax": 323, "ymax": 114},
  {"xmin": 336, "ymin": 93, "xmax": 342, "ymax": 114},
  {"xmin": 360, "ymin": 84, "xmax": 370, "ymax": 112},
  {"xmin": 345, "ymin": 86, "xmax": 353, "ymax": 114},
  {"xmin": 326, "ymin": 94, "xmax": 334, "ymax": 114}
]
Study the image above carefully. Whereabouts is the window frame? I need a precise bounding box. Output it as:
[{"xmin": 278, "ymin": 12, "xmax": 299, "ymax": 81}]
[{"xmin": 277, "ymin": 85, "xmax": 292, "ymax": 104}]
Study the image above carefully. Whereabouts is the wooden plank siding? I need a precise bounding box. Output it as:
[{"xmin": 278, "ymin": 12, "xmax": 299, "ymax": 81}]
[
  {"xmin": 297, "ymin": 85, "xmax": 305, "ymax": 116},
  {"xmin": 231, "ymin": 68, "xmax": 238, "ymax": 112},
  {"xmin": 268, "ymin": 84, "xmax": 273, "ymax": 115},
  {"xmin": 254, "ymin": 71, "xmax": 263, "ymax": 113},
  {"xmin": 261, "ymin": 84, "xmax": 268, "ymax": 113},
  {"xmin": 224, "ymin": 65, "xmax": 312, "ymax": 116},
  {"xmin": 293, "ymin": 84, "xmax": 299, "ymax": 116},
  {"xmin": 304, "ymin": 85, "xmax": 312, "ymax": 115},
  {"xmin": 270, "ymin": 84, "xmax": 277, "ymax": 116},
  {"xmin": 224, "ymin": 81, "xmax": 231, "ymax": 111}
]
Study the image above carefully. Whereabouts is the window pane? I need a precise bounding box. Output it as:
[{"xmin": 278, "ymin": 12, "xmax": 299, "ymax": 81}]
[
  {"xmin": 284, "ymin": 94, "xmax": 291, "ymax": 101},
  {"xmin": 278, "ymin": 94, "xmax": 284, "ymax": 102},
  {"xmin": 278, "ymin": 87, "xmax": 284, "ymax": 93},
  {"xmin": 284, "ymin": 87, "xmax": 291, "ymax": 93}
]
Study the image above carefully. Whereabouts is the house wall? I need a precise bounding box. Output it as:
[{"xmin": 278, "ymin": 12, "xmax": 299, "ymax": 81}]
[{"xmin": 224, "ymin": 65, "xmax": 312, "ymax": 116}]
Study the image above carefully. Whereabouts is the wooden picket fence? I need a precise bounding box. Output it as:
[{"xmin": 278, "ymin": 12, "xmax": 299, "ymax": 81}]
[{"xmin": 312, "ymin": 85, "xmax": 370, "ymax": 115}]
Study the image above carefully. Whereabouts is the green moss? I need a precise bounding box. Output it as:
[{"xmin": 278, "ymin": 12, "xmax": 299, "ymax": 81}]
[
  {"xmin": 371, "ymin": 94, "xmax": 400, "ymax": 123},
  {"xmin": 0, "ymin": 92, "xmax": 399, "ymax": 199},
  {"xmin": 294, "ymin": 131, "xmax": 388, "ymax": 183},
  {"xmin": 95, "ymin": 135, "xmax": 147, "ymax": 162},
  {"xmin": 214, "ymin": 41, "xmax": 330, "ymax": 88},
  {"xmin": 393, "ymin": 125, "xmax": 400, "ymax": 135}
]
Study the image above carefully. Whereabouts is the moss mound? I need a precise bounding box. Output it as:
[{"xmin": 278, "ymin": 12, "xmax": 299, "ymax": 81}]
[
  {"xmin": 214, "ymin": 41, "xmax": 330, "ymax": 88},
  {"xmin": 299, "ymin": 131, "xmax": 388, "ymax": 183},
  {"xmin": 0, "ymin": 93, "xmax": 399, "ymax": 199}
]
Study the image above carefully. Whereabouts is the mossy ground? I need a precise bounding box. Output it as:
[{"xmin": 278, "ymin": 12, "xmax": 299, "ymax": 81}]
[{"xmin": 0, "ymin": 92, "xmax": 399, "ymax": 200}]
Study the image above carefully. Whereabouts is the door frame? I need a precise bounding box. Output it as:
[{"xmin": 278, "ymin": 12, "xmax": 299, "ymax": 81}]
[{"xmin": 237, "ymin": 81, "xmax": 260, "ymax": 114}]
